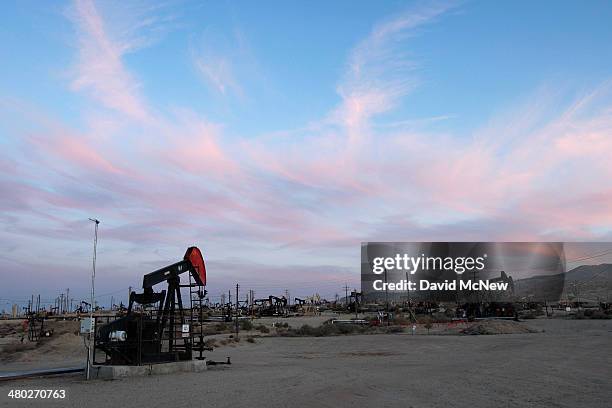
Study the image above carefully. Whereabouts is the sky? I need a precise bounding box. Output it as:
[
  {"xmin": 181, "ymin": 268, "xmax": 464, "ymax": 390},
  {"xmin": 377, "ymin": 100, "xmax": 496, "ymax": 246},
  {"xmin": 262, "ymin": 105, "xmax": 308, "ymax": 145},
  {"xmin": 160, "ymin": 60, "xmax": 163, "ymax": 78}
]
[{"xmin": 1, "ymin": 0, "xmax": 612, "ymax": 309}]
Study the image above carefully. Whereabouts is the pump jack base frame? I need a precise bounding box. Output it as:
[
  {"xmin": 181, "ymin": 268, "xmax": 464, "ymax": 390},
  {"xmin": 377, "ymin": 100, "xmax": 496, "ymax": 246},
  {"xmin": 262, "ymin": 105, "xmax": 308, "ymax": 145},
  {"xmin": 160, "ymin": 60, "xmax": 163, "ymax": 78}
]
[{"xmin": 90, "ymin": 360, "xmax": 207, "ymax": 380}]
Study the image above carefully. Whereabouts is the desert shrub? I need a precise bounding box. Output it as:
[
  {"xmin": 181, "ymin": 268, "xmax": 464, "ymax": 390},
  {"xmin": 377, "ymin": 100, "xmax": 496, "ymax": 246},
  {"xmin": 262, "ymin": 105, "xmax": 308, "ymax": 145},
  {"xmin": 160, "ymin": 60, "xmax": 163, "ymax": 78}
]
[
  {"xmin": 337, "ymin": 324, "xmax": 357, "ymax": 334},
  {"xmin": 384, "ymin": 325, "xmax": 404, "ymax": 334},
  {"xmin": 255, "ymin": 324, "xmax": 270, "ymax": 333},
  {"xmin": 393, "ymin": 315, "xmax": 410, "ymax": 325},
  {"xmin": 318, "ymin": 324, "xmax": 340, "ymax": 336},
  {"xmin": 432, "ymin": 313, "xmax": 450, "ymax": 323},
  {"xmin": 416, "ymin": 315, "xmax": 431, "ymax": 324},
  {"xmin": 422, "ymin": 317, "xmax": 433, "ymax": 333},
  {"xmin": 330, "ymin": 323, "xmax": 370, "ymax": 335},
  {"xmin": 246, "ymin": 336, "xmax": 256, "ymax": 343},
  {"xmin": 0, "ymin": 323, "xmax": 22, "ymax": 337},
  {"xmin": 327, "ymin": 323, "xmax": 364, "ymax": 335},
  {"xmin": 239, "ymin": 320, "xmax": 253, "ymax": 331},
  {"xmin": 215, "ymin": 322, "xmax": 229, "ymax": 332},
  {"xmin": 295, "ymin": 324, "xmax": 315, "ymax": 336},
  {"xmin": 280, "ymin": 322, "xmax": 374, "ymax": 337},
  {"xmin": 584, "ymin": 310, "xmax": 610, "ymax": 319},
  {"xmin": 364, "ymin": 315, "xmax": 379, "ymax": 323}
]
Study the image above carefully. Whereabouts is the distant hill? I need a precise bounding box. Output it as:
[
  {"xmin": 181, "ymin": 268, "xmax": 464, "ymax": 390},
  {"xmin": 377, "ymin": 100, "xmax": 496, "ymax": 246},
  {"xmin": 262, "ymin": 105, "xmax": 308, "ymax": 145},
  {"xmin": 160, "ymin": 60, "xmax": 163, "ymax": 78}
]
[
  {"xmin": 514, "ymin": 264, "xmax": 612, "ymax": 302},
  {"xmin": 564, "ymin": 263, "xmax": 612, "ymax": 282}
]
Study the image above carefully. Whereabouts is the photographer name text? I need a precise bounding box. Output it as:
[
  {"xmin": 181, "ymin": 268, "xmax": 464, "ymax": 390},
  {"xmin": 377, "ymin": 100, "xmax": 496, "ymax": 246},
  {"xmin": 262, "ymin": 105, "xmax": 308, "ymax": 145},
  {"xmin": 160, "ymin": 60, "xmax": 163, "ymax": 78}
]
[{"xmin": 372, "ymin": 279, "xmax": 509, "ymax": 292}]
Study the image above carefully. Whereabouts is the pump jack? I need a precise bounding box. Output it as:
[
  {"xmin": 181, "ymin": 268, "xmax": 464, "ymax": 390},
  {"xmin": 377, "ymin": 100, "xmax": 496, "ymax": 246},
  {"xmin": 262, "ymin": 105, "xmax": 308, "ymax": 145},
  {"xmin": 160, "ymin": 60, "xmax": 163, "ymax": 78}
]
[{"xmin": 95, "ymin": 247, "xmax": 208, "ymax": 365}]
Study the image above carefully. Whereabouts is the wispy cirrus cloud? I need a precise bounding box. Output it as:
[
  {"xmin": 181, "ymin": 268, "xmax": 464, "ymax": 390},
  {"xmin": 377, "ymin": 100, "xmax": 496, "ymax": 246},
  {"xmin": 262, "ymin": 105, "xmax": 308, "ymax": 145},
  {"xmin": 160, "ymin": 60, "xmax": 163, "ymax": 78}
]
[
  {"xmin": 68, "ymin": 0, "xmax": 174, "ymax": 121},
  {"xmin": 334, "ymin": 2, "xmax": 454, "ymax": 139},
  {"xmin": 242, "ymin": 2, "xmax": 457, "ymax": 201},
  {"xmin": 194, "ymin": 51, "xmax": 242, "ymax": 97},
  {"xmin": 191, "ymin": 28, "xmax": 250, "ymax": 98}
]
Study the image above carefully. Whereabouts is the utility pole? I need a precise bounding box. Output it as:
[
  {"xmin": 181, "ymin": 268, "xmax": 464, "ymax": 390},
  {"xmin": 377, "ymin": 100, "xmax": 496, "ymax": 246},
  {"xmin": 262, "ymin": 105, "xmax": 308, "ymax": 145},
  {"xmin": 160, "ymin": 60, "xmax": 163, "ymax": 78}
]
[
  {"xmin": 86, "ymin": 218, "xmax": 99, "ymax": 381},
  {"xmin": 235, "ymin": 284, "xmax": 239, "ymax": 336},
  {"xmin": 384, "ymin": 268, "xmax": 389, "ymax": 326},
  {"xmin": 344, "ymin": 284, "xmax": 349, "ymax": 307},
  {"xmin": 250, "ymin": 289, "xmax": 254, "ymax": 317},
  {"xmin": 354, "ymin": 289, "xmax": 358, "ymax": 319},
  {"xmin": 405, "ymin": 271, "xmax": 411, "ymax": 306}
]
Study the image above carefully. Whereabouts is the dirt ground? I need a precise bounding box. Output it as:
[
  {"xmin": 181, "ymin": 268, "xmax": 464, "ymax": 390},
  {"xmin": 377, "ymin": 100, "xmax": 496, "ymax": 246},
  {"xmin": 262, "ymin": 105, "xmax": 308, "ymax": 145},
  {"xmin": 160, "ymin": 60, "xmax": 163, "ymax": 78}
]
[
  {"xmin": 0, "ymin": 320, "xmax": 84, "ymax": 373},
  {"xmin": 1, "ymin": 318, "xmax": 611, "ymax": 407}
]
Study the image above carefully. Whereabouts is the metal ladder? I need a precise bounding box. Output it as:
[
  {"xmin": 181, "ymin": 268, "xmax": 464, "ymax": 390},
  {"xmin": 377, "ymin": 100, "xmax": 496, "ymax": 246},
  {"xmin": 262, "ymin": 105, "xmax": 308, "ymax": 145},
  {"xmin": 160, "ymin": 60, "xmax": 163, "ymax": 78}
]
[{"xmin": 188, "ymin": 273, "xmax": 208, "ymax": 360}]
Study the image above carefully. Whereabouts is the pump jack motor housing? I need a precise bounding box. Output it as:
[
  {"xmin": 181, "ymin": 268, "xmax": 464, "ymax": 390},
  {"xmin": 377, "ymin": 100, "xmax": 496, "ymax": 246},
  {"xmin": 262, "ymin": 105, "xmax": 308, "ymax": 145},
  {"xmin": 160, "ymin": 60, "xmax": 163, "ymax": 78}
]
[{"xmin": 94, "ymin": 247, "xmax": 208, "ymax": 365}]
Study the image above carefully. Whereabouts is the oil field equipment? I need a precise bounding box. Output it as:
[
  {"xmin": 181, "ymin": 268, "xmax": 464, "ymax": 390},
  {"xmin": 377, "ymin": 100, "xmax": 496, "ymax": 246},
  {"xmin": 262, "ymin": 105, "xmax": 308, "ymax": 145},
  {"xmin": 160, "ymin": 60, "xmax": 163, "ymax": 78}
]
[
  {"xmin": 253, "ymin": 295, "xmax": 288, "ymax": 316},
  {"xmin": 26, "ymin": 295, "xmax": 52, "ymax": 341},
  {"xmin": 348, "ymin": 290, "xmax": 363, "ymax": 313},
  {"xmin": 489, "ymin": 271, "xmax": 514, "ymax": 293},
  {"xmin": 291, "ymin": 297, "xmax": 306, "ymax": 314},
  {"xmin": 94, "ymin": 247, "xmax": 208, "ymax": 365}
]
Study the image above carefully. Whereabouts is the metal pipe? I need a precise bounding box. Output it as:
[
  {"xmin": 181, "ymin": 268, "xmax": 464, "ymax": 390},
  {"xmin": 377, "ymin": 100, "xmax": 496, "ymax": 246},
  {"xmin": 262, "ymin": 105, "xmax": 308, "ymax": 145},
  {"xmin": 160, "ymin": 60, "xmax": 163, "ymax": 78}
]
[{"xmin": 86, "ymin": 218, "xmax": 99, "ymax": 380}]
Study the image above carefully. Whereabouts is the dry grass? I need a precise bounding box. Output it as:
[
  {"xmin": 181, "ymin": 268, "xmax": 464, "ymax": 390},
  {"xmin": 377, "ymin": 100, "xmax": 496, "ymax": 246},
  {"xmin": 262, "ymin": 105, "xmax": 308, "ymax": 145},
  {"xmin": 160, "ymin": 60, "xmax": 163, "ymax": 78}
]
[{"xmin": 460, "ymin": 320, "xmax": 538, "ymax": 335}]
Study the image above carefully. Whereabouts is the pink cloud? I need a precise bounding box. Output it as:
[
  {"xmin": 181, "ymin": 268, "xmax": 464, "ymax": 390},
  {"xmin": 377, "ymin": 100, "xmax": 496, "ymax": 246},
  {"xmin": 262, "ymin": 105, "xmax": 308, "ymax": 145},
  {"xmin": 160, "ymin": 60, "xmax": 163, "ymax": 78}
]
[
  {"xmin": 70, "ymin": 0, "xmax": 149, "ymax": 121},
  {"xmin": 154, "ymin": 112, "xmax": 240, "ymax": 177},
  {"xmin": 54, "ymin": 135, "xmax": 125, "ymax": 175}
]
